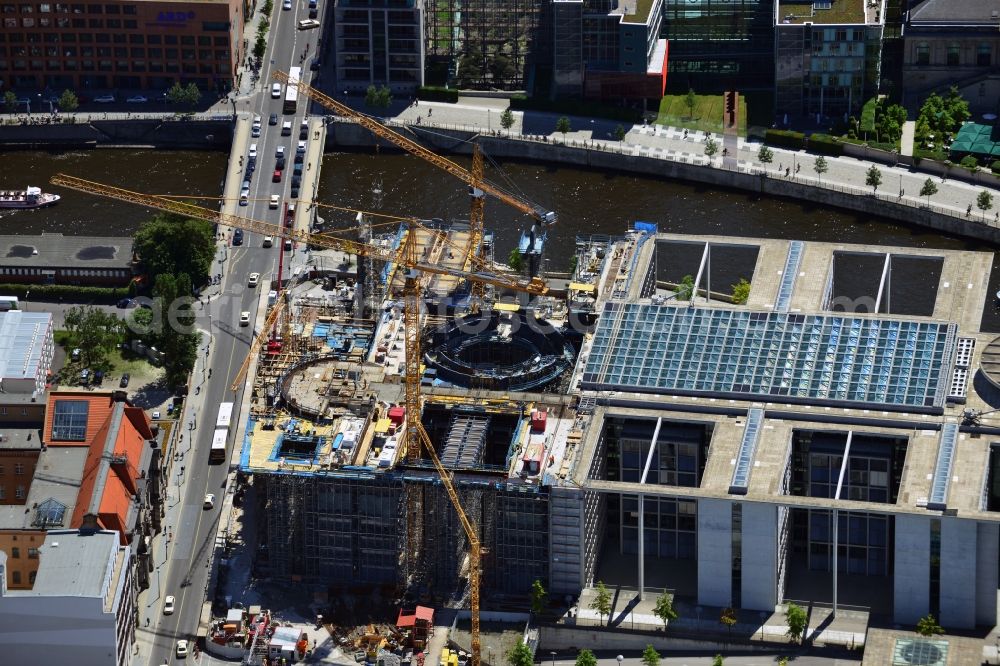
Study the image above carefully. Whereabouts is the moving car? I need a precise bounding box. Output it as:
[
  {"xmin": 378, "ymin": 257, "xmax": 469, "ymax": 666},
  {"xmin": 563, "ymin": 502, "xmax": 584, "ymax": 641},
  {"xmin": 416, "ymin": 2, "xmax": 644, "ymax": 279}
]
[
  {"xmin": 282, "ymin": 0, "xmax": 292, "ymax": 8},
  {"xmin": 126, "ymin": 95, "xmax": 148, "ymax": 103},
  {"xmin": 93, "ymin": 94, "xmax": 116, "ymax": 103},
  {"xmin": 248, "ymin": 272, "xmax": 260, "ymax": 287},
  {"xmin": 272, "ymin": 169, "xmax": 282, "ymax": 183},
  {"xmin": 164, "ymin": 596, "xmax": 175, "ymax": 614},
  {"xmin": 152, "ymin": 410, "xmax": 161, "ymax": 420},
  {"xmin": 269, "ymin": 113, "xmax": 278, "ymax": 125},
  {"xmin": 233, "ymin": 228, "xmax": 244, "ymax": 245},
  {"xmin": 240, "ymin": 311, "xmax": 251, "ymax": 326},
  {"xmin": 281, "ymin": 120, "xmax": 292, "ymax": 136},
  {"xmin": 269, "ymin": 195, "xmax": 279, "ymax": 208},
  {"xmin": 271, "ymin": 83, "xmax": 282, "ymax": 98},
  {"xmin": 309, "ymin": 7, "xmax": 318, "ymax": 18},
  {"xmin": 284, "ymin": 238, "xmax": 293, "ymax": 251},
  {"xmin": 116, "ymin": 298, "xmax": 135, "ymax": 309},
  {"xmin": 275, "ymin": 145, "xmax": 285, "ymax": 159},
  {"xmin": 263, "ymin": 235, "xmax": 274, "ymax": 247},
  {"xmin": 176, "ymin": 640, "xmax": 189, "ymax": 658},
  {"xmin": 204, "ymin": 493, "xmax": 216, "ymax": 509},
  {"xmin": 120, "ymin": 373, "xmax": 130, "ymax": 388},
  {"xmin": 298, "ymin": 18, "xmax": 320, "ymax": 29}
]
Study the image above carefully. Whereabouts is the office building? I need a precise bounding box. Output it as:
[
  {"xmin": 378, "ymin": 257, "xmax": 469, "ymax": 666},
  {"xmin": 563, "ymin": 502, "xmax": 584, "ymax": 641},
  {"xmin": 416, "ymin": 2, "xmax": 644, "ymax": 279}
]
[
  {"xmin": 775, "ymin": 0, "xmax": 885, "ymax": 122},
  {"xmin": 0, "ymin": 528, "xmax": 136, "ymax": 666},
  {"xmin": 0, "ymin": 311, "xmax": 53, "ymax": 399},
  {"xmin": 0, "ymin": 234, "xmax": 136, "ymax": 287},
  {"xmin": 333, "ymin": 0, "xmax": 425, "ymax": 93},
  {"xmin": 0, "ymin": 0, "xmax": 244, "ymax": 96},
  {"xmin": 901, "ymin": 0, "xmax": 1000, "ymax": 114},
  {"xmin": 552, "ymin": 0, "xmax": 667, "ymax": 101}
]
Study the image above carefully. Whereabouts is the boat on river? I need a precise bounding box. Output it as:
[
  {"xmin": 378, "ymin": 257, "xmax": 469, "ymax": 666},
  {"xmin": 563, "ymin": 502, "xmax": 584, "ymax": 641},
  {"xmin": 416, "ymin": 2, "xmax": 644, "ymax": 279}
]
[{"xmin": 0, "ymin": 187, "xmax": 61, "ymax": 209}]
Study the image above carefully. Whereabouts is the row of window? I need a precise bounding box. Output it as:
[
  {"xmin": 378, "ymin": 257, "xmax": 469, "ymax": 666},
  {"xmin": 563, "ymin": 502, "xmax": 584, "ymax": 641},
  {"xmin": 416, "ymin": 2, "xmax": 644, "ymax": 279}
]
[
  {"xmin": 0, "ymin": 463, "xmax": 27, "ymax": 474},
  {"xmin": 8, "ymin": 570, "xmax": 37, "ymax": 585},
  {"xmin": 4, "ymin": 47, "xmax": 230, "ymax": 60},
  {"xmin": 0, "ymin": 33, "xmax": 230, "ymax": 47},
  {"xmin": 0, "ymin": 484, "xmax": 26, "ymax": 499},
  {"xmin": 0, "ymin": 267, "xmax": 128, "ymax": 276},
  {"xmin": 5, "ymin": 546, "xmax": 39, "ymax": 558},
  {"xmin": 915, "ymin": 42, "xmax": 992, "ymax": 67},
  {"xmin": 4, "ymin": 15, "xmax": 136, "ymax": 27},
  {"xmin": 2, "ymin": 3, "xmax": 138, "ymax": 14}
]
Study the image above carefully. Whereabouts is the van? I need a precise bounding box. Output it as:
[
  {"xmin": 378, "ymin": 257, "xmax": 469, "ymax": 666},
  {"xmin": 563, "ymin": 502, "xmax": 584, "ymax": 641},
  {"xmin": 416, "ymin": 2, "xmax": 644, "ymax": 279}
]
[{"xmin": 281, "ymin": 120, "xmax": 292, "ymax": 136}]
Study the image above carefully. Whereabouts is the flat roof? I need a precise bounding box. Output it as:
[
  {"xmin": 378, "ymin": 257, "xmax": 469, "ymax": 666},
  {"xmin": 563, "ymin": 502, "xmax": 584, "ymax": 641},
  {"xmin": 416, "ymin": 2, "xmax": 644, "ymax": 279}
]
[
  {"xmin": 9, "ymin": 529, "xmax": 118, "ymax": 598},
  {"xmin": 581, "ymin": 304, "xmax": 956, "ymax": 412},
  {"xmin": 778, "ymin": 0, "xmax": 869, "ymax": 25},
  {"xmin": 618, "ymin": 0, "xmax": 656, "ymax": 24},
  {"xmin": 910, "ymin": 0, "xmax": 1000, "ymax": 24},
  {"xmin": 0, "ymin": 426, "xmax": 42, "ymax": 450},
  {"xmin": 0, "ymin": 446, "xmax": 87, "ymax": 529},
  {"xmin": 0, "ymin": 233, "xmax": 132, "ymax": 270},
  {"xmin": 0, "ymin": 311, "xmax": 50, "ymax": 384}
]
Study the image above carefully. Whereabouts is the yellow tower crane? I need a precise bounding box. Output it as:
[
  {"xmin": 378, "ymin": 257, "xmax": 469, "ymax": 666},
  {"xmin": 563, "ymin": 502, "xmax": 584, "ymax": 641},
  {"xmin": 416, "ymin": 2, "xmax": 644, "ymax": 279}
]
[{"xmin": 49, "ymin": 173, "xmax": 547, "ymax": 666}]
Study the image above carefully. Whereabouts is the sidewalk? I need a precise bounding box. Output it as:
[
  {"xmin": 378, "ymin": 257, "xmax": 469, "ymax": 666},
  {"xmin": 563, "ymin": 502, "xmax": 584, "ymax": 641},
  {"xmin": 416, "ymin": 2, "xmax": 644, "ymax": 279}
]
[{"xmin": 389, "ymin": 99, "xmax": 1000, "ymax": 228}]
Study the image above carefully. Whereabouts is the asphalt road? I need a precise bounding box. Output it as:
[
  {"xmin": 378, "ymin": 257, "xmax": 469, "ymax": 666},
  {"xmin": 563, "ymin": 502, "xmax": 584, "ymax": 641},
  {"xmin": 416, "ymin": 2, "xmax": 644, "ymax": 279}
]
[{"xmin": 142, "ymin": 2, "xmax": 317, "ymax": 662}]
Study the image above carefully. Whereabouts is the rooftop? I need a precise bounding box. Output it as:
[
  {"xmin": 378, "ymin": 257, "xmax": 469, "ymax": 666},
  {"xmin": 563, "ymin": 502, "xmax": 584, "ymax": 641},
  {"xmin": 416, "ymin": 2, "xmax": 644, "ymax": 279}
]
[
  {"xmin": 0, "ymin": 426, "xmax": 42, "ymax": 450},
  {"xmin": 0, "ymin": 311, "xmax": 51, "ymax": 385},
  {"xmin": 910, "ymin": 0, "xmax": 1000, "ymax": 24},
  {"xmin": 0, "ymin": 233, "xmax": 133, "ymax": 270},
  {"xmin": 778, "ymin": 0, "xmax": 870, "ymax": 25},
  {"xmin": 0, "ymin": 446, "xmax": 87, "ymax": 530},
  {"xmin": 7, "ymin": 529, "xmax": 119, "ymax": 599},
  {"xmin": 618, "ymin": 0, "xmax": 656, "ymax": 24}
]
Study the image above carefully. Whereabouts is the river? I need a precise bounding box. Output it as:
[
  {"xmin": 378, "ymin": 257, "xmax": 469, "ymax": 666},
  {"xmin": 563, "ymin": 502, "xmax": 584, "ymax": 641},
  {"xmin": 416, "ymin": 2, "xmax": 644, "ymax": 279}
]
[{"xmin": 3, "ymin": 148, "xmax": 998, "ymax": 329}]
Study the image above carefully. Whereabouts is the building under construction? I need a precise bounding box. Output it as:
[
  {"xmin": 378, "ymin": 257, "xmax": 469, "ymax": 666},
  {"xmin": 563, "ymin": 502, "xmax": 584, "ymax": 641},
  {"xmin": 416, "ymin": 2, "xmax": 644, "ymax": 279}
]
[{"xmin": 243, "ymin": 220, "xmax": 1000, "ymax": 633}]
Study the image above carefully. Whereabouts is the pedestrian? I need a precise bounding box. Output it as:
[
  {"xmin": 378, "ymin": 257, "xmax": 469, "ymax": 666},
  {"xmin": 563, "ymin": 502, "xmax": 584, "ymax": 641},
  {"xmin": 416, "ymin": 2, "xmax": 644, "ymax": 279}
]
[
  {"xmin": 795, "ymin": 163, "xmax": 800, "ymax": 173},
  {"xmin": 785, "ymin": 167, "xmax": 790, "ymax": 177},
  {"xmin": 146, "ymin": 617, "xmax": 150, "ymax": 627},
  {"xmin": 415, "ymin": 98, "xmax": 419, "ymax": 106},
  {"xmin": 428, "ymin": 108, "xmax": 432, "ymax": 117},
  {"xmin": 967, "ymin": 204, "xmax": 973, "ymax": 217}
]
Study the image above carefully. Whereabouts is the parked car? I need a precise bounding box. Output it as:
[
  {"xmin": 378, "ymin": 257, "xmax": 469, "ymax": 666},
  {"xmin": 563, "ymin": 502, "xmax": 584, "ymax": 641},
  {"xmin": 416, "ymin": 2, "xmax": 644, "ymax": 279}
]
[
  {"xmin": 71, "ymin": 347, "xmax": 81, "ymax": 361},
  {"xmin": 282, "ymin": 0, "xmax": 292, "ymax": 8},
  {"xmin": 93, "ymin": 94, "xmax": 116, "ymax": 103},
  {"xmin": 119, "ymin": 373, "xmax": 130, "ymax": 388},
  {"xmin": 272, "ymin": 169, "xmax": 282, "ymax": 183},
  {"xmin": 94, "ymin": 370, "xmax": 104, "ymax": 384},
  {"xmin": 284, "ymin": 239, "xmax": 293, "ymax": 251},
  {"xmin": 290, "ymin": 185, "xmax": 300, "ymax": 198},
  {"xmin": 310, "ymin": 58, "xmax": 321, "ymax": 71},
  {"xmin": 296, "ymin": 141, "xmax": 307, "ymax": 154},
  {"xmin": 308, "ymin": 7, "xmax": 318, "ymax": 18},
  {"xmin": 176, "ymin": 639, "xmax": 189, "ymax": 658},
  {"xmin": 249, "ymin": 143, "xmax": 258, "ymax": 159},
  {"xmin": 269, "ymin": 194, "xmax": 280, "ymax": 208},
  {"xmin": 126, "ymin": 95, "xmax": 148, "ymax": 103},
  {"xmin": 79, "ymin": 368, "xmax": 90, "ymax": 384},
  {"xmin": 152, "ymin": 410, "xmax": 161, "ymax": 420}
]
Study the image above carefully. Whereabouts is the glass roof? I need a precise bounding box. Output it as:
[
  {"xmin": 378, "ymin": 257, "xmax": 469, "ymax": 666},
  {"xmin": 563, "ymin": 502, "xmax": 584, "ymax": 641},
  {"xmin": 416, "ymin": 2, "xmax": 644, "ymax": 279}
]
[
  {"xmin": 581, "ymin": 304, "xmax": 956, "ymax": 411},
  {"xmin": 51, "ymin": 399, "xmax": 89, "ymax": 441}
]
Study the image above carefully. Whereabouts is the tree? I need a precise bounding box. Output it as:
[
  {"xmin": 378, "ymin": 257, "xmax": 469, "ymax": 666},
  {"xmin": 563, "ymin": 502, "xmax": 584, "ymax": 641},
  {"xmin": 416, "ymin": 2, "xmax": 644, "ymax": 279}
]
[
  {"xmin": 500, "ymin": 108, "xmax": 515, "ymax": 133},
  {"xmin": 960, "ymin": 155, "xmax": 980, "ymax": 173},
  {"xmin": 262, "ymin": 0, "xmax": 273, "ymax": 14},
  {"xmin": 677, "ymin": 274, "xmax": 695, "ymax": 301},
  {"xmin": 977, "ymin": 189, "xmax": 994, "ymax": 221},
  {"xmin": 57, "ymin": 89, "xmax": 79, "ymax": 112},
  {"xmin": 505, "ymin": 641, "xmax": 533, "ymax": 666},
  {"xmin": 488, "ymin": 54, "xmax": 515, "ymax": 83},
  {"xmin": 134, "ymin": 212, "xmax": 216, "ymax": 285},
  {"xmin": 150, "ymin": 273, "xmax": 200, "ymax": 388},
  {"xmin": 813, "ymin": 155, "xmax": 828, "ymax": 182},
  {"xmin": 3, "ymin": 91, "xmax": 17, "ymax": 113},
  {"xmin": 63, "ymin": 306, "xmax": 122, "ymax": 368},
  {"xmin": 613, "ymin": 124, "xmax": 627, "ymax": 143},
  {"xmin": 590, "ymin": 580, "xmax": 612, "ymax": 626},
  {"xmin": 529, "ymin": 579, "xmax": 547, "ymax": 616},
  {"xmin": 183, "ymin": 82, "xmax": 201, "ymax": 108},
  {"xmin": 916, "ymin": 614, "xmax": 944, "ymax": 637},
  {"xmin": 556, "ymin": 116, "xmax": 571, "ymax": 136},
  {"xmin": 253, "ymin": 34, "xmax": 267, "ymax": 61},
  {"xmin": 757, "ymin": 145, "xmax": 774, "ymax": 164},
  {"xmin": 865, "ymin": 165, "xmax": 882, "ymax": 193},
  {"xmin": 165, "ymin": 81, "xmax": 200, "ymax": 108},
  {"xmin": 711, "ymin": 656, "xmax": 724, "ymax": 666},
  {"xmin": 166, "ymin": 81, "xmax": 187, "ymax": 106},
  {"xmin": 685, "ymin": 88, "xmax": 697, "ymax": 119},
  {"xmin": 785, "ymin": 602, "xmax": 807, "ymax": 644},
  {"xmin": 365, "ymin": 85, "xmax": 392, "ymax": 109},
  {"xmin": 575, "ymin": 650, "xmax": 597, "ymax": 666},
  {"xmin": 641, "ymin": 645, "xmax": 660, "ymax": 666},
  {"xmin": 719, "ymin": 607, "xmax": 737, "ymax": 641},
  {"xmin": 919, "ymin": 178, "xmax": 938, "ymax": 206},
  {"xmin": 652, "ymin": 592, "xmax": 678, "ymax": 631},
  {"xmin": 731, "ymin": 277, "xmax": 751, "ymax": 305},
  {"xmin": 507, "ymin": 247, "xmax": 524, "ymax": 273},
  {"xmin": 704, "ymin": 136, "xmax": 719, "ymax": 157},
  {"xmin": 458, "ymin": 54, "xmax": 483, "ymax": 87}
]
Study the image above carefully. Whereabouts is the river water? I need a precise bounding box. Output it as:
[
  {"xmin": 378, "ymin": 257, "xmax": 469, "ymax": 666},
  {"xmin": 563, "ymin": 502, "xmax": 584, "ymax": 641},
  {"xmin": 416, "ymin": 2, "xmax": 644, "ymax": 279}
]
[{"xmin": 4, "ymin": 148, "xmax": 999, "ymax": 329}]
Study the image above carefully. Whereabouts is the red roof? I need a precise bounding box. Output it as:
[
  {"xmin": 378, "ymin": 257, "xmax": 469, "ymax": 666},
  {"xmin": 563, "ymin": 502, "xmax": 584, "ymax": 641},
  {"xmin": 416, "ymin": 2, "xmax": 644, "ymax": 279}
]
[
  {"xmin": 43, "ymin": 391, "xmax": 117, "ymax": 448},
  {"xmin": 396, "ymin": 606, "xmax": 434, "ymax": 627}
]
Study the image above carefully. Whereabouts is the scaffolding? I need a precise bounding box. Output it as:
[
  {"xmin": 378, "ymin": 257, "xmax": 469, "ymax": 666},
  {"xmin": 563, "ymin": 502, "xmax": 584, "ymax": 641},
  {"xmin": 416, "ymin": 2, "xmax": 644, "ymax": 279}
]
[{"xmin": 424, "ymin": 0, "xmax": 544, "ymax": 90}]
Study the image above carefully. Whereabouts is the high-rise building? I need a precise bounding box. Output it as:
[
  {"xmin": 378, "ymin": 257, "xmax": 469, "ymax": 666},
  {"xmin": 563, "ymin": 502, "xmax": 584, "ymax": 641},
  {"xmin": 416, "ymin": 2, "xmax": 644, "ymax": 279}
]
[{"xmin": 333, "ymin": 0, "xmax": 425, "ymax": 93}]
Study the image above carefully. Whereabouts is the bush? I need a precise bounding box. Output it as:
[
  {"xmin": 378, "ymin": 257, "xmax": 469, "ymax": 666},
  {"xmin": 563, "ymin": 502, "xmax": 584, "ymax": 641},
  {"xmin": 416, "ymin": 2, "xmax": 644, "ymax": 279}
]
[
  {"xmin": 0, "ymin": 283, "xmax": 128, "ymax": 303},
  {"xmin": 764, "ymin": 128, "xmax": 805, "ymax": 149},
  {"xmin": 807, "ymin": 133, "xmax": 844, "ymax": 156},
  {"xmin": 991, "ymin": 160, "xmax": 1000, "ymax": 175},
  {"xmin": 415, "ymin": 86, "xmax": 459, "ymax": 103},
  {"xmin": 960, "ymin": 155, "xmax": 979, "ymax": 170},
  {"xmin": 509, "ymin": 94, "xmax": 642, "ymax": 123}
]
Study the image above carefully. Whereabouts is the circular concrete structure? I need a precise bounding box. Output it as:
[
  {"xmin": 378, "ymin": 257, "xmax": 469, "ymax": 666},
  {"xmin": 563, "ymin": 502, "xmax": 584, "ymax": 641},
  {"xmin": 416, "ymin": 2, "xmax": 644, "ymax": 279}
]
[
  {"xmin": 981, "ymin": 334, "xmax": 1000, "ymax": 390},
  {"xmin": 424, "ymin": 312, "xmax": 575, "ymax": 391},
  {"xmin": 279, "ymin": 355, "xmax": 362, "ymax": 420}
]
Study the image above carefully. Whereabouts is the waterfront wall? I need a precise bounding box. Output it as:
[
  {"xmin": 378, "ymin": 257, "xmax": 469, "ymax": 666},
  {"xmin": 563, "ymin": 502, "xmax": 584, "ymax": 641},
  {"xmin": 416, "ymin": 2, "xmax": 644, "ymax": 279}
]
[
  {"xmin": 0, "ymin": 119, "xmax": 233, "ymax": 150},
  {"xmin": 326, "ymin": 122, "xmax": 1000, "ymax": 246}
]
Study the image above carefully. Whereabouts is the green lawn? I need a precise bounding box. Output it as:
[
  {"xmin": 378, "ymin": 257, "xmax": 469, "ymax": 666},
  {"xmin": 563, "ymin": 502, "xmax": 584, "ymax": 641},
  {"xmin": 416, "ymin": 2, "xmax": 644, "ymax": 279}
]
[
  {"xmin": 654, "ymin": 93, "xmax": 748, "ymax": 136},
  {"xmin": 53, "ymin": 328, "xmax": 157, "ymax": 381}
]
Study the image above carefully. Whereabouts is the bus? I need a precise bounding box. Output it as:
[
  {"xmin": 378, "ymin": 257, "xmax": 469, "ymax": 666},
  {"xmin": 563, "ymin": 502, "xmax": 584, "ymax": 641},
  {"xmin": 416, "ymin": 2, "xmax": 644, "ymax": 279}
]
[
  {"xmin": 209, "ymin": 429, "xmax": 228, "ymax": 463},
  {"xmin": 283, "ymin": 66, "xmax": 301, "ymax": 114},
  {"xmin": 216, "ymin": 402, "xmax": 234, "ymax": 429}
]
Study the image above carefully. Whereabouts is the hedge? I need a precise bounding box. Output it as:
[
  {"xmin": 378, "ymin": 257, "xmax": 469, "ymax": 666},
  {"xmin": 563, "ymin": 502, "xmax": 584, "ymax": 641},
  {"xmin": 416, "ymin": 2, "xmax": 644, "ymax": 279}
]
[
  {"xmin": 992, "ymin": 160, "xmax": 1000, "ymax": 175},
  {"xmin": 806, "ymin": 133, "xmax": 844, "ymax": 156},
  {"xmin": 415, "ymin": 86, "xmax": 459, "ymax": 103},
  {"xmin": 764, "ymin": 129, "xmax": 805, "ymax": 150},
  {"xmin": 0, "ymin": 283, "xmax": 128, "ymax": 303},
  {"xmin": 859, "ymin": 97, "xmax": 878, "ymax": 135},
  {"xmin": 509, "ymin": 94, "xmax": 642, "ymax": 123}
]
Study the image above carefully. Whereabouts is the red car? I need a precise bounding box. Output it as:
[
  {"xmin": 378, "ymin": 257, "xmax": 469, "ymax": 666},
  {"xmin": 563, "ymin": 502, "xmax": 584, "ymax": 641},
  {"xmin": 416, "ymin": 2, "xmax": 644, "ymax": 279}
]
[{"xmin": 272, "ymin": 169, "xmax": 282, "ymax": 183}]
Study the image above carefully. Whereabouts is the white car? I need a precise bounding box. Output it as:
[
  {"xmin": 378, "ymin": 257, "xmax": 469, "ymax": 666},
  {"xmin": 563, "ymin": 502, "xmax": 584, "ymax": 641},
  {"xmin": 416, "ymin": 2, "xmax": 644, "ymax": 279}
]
[
  {"xmin": 248, "ymin": 272, "xmax": 260, "ymax": 287},
  {"xmin": 93, "ymin": 94, "xmax": 116, "ymax": 103},
  {"xmin": 152, "ymin": 410, "xmax": 161, "ymax": 420},
  {"xmin": 298, "ymin": 18, "xmax": 320, "ymax": 29},
  {"xmin": 176, "ymin": 639, "xmax": 189, "ymax": 658},
  {"xmin": 263, "ymin": 235, "xmax": 274, "ymax": 247},
  {"xmin": 240, "ymin": 311, "xmax": 251, "ymax": 326},
  {"xmin": 163, "ymin": 595, "xmax": 175, "ymax": 615},
  {"xmin": 269, "ymin": 196, "xmax": 280, "ymax": 209},
  {"xmin": 126, "ymin": 95, "xmax": 148, "ymax": 103},
  {"xmin": 282, "ymin": 0, "xmax": 291, "ymax": 8},
  {"xmin": 249, "ymin": 143, "xmax": 258, "ymax": 159},
  {"xmin": 204, "ymin": 493, "xmax": 216, "ymax": 509},
  {"xmin": 296, "ymin": 140, "xmax": 306, "ymax": 154},
  {"xmin": 251, "ymin": 125, "xmax": 261, "ymax": 138},
  {"xmin": 271, "ymin": 83, "xmax": 282, "ymax": 98},
  {"xmin": 275, "ymin": 145, "xmax": 285, "ymax": 159}
]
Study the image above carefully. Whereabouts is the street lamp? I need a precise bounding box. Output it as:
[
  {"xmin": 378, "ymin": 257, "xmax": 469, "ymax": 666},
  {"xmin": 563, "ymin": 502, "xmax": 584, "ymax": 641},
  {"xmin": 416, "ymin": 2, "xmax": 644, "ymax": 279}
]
[
  {"xmin": 550, "ymin": 651, "xmax": 556, "ymax": 666},
  {"xmin": 228, "ymin": 93, "xmax": 237, "ymax": 123},
  {"xmin": 23, "ymin": 290, "xmax": 29, "ymax": 312},
  {"xmin": 616, "ymin": 655, "xmax": 623, "ymax": 666}
]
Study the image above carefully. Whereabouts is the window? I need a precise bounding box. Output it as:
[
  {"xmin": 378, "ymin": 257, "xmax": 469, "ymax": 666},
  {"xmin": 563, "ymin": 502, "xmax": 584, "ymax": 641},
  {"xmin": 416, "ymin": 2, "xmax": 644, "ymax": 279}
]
[
  {"xmin": 11, "ymin": 571, "xmax": 20, "ymax": 584},
  {"xmin": 947, "ymin": 43, "xmax": 960, "ymax": 67},
  {"xmin": 105, "ymin": 17, "xmax": 118, "ymax": 27},
  {"xmin": 915, "ymin": 42, "xmax": 929, "ymax": 66},
  {"xmin": 39, "ymin": 2, "xmax": 50, "ymax": 10},
  {"xmin": 978, "ymin": 43, "xmax": 991, "ymax": 67},
  {"xmin": 11, "ymin": 547, "xmax": 18, "ymax": 558},
  {"xmin": 51, "ymin": 399, "xmax": 89, "ymax": 441},
  {"xmin": 0, "ymin": 486, "xmax": 4, "ymax": 499},
  {"xmin": 14, "ymin": 463, "xmax": 23, "ymax": 475},
  {"xmin": 86, "ymin": 2, "xmax": 98, "ymax": 11},
  {"xmin": 103, "ymin": 3, "xmax": 117, "ymax": 12},
  {"xmin": 15, "ymin": 485, "xmax": 24, "ymax": 498},
  {"xmin": 28, "ymin": 571, "xmax": 35, "ymax": 584},
  {"xmin": 0, "ymin": 464, "xmax": 4, "ymax": 474},
  {"xmin": 122, "ymin": 3, "xmax": 134, "ymax": 13},
  {"xmin": 27, "ymin": 547, "xmax": 38, "ymax": 558}
]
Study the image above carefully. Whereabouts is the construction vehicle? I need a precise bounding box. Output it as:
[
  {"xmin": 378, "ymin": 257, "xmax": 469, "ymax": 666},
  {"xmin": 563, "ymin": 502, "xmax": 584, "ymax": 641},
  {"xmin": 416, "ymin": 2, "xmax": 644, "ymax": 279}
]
[
  {"xmin": 49, "ymin": 173, "xmax": 548, "ymax": 666},
  {"xmin": 272, "ymin": 70, "xmax": 557, "ymax": 227}
]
